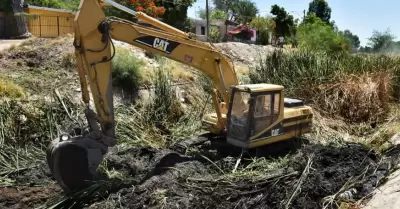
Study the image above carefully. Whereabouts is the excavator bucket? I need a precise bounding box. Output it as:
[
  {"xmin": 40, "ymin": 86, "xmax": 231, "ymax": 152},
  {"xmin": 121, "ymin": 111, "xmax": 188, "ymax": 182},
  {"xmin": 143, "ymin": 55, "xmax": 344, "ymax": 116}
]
[{"xmin": 46, "ymin": 133, "xmax": 108, "ymax": 193}]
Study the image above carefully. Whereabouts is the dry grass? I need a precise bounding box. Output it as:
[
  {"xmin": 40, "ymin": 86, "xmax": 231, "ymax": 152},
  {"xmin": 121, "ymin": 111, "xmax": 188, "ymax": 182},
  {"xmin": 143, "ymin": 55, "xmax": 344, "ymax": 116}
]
[
  {"xmin": 0, "ymin": 77, "xmax": 26, "ymax": 99},
  {"xmin": 250, "ymin": 50, "xmax": 400, "ymax": 124},
  {"xmin": 304, "ymin": 72, "xmax": 391, "ymax": 123},
  {"xmin": 140, "ymin": 58, "xmax": 195, "ymax": 84}
]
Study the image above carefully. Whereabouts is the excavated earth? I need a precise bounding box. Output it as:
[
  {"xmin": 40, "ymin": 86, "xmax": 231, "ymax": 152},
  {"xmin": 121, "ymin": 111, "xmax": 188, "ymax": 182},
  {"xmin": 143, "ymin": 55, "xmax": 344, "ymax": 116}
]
[{"xmin": 0, "ymin": 141, "xmax": 395, "ymax": 209}]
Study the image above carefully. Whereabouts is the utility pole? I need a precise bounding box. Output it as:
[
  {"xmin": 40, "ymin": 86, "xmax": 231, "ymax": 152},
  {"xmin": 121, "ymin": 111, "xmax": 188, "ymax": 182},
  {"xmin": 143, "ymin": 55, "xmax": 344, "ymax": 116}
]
[{"xmin": 206, "ymin": 0, "xmax": 210, "ymax": 37}]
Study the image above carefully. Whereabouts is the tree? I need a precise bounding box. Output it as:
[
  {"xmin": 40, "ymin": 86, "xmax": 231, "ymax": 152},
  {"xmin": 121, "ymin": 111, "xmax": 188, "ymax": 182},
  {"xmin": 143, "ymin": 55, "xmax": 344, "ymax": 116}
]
[
  {"xmin": 307, "ymin": 0, "xmax": 332, "ymax": 25},
  {"xmin": 212, "ymin": 0, "xmax": 238, "ymax": 20},
  {"xmin": 109, "ymin": 0, "xmax": 195, "ymax": 30},
  {"xmin": 210, "ymin": 9, "xmax": 228, "ymax": 19},
  {"xmin": 368, "ymin": 28, "xmax": 396, "ymax": 52},
  {"xmin": 213, "ymin": 0, "xmax": 237, "ymax": 11},
  {"xmin": 250, "ymin": 16, "xmax": 275, "ymax": 32},
  {"xmin": 197, "ymin": 8, "xmax": 227, "ymax": 20},
  {"xmin": 156, "ymin": 0, "xmax": 196, "ymax": 29},
  {"xmin": 270, "ymin": 5, "xmax": 295, "ymax": 37},
  {"xmin": 297, "ymin": 14, "xmax": 350, "ymax": 53},
  {"xmin": 130, "ymin": 0, "xmax": 165, "ymax": 17},
  {"xmin": 113, "ymin": 0, "xmax": 165, "ymax": 18},
  {"xmin": 250, "ymin": 16, "xmax": 275, "ymax": 45},
  {"xmin": 342, "ymin": 30, "xmax": 360, "ymax": 50},
  {"xmin": 233, "ymin": 0, "xmax": 258, "ymax": 24}
]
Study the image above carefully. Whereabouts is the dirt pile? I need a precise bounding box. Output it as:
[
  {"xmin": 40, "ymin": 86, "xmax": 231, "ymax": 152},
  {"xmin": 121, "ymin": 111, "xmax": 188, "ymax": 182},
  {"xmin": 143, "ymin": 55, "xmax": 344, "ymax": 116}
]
[
  {"xmin": 213, "ymin": 42, "xmax": 281, "ymax": 67},
  {"xmin": 0, "ymin": 37, "xmax": 78, "ymax": 97},
  {"xmin": 26, "ymin": 142, "xmax": 388, "ymax": 209}
]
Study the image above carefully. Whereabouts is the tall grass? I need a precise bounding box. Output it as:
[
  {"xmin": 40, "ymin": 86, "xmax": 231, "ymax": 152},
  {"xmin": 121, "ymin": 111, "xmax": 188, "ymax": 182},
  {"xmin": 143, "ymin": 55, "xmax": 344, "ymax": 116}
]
[
  {"xmin": 249, "ymin": 49, "xmax": 400, "ymax": 123},
  {"xmin": 114, "ymin": 67, "xmax": 209, "ymax": 148}
]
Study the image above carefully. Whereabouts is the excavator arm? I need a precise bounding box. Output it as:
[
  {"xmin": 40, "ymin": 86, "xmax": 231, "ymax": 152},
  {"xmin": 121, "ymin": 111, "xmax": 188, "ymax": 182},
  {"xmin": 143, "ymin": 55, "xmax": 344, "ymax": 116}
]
[{"xmin": 47, "ymin": 0, "xmax": 241, "ymax": 193}]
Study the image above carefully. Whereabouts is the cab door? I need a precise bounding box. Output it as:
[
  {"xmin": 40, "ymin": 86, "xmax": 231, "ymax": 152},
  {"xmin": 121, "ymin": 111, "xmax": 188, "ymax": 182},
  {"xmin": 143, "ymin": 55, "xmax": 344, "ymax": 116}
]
[{"xmin": 250, "ymin": 92, "xmax": 281, "ymax": 137}]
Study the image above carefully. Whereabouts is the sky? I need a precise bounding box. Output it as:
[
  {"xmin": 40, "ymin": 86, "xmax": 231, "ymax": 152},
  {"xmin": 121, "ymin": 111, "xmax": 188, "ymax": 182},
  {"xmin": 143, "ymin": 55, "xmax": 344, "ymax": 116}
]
[{"xmin": 186, "ymin": 0, "xmax": 400, "ymax": 47}]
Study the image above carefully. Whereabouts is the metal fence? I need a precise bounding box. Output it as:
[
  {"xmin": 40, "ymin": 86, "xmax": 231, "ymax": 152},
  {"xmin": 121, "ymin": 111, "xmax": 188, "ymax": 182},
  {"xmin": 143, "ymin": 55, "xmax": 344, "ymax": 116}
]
[{"xmin": 0, "ymin": 14, "xmax": 74, "ymax": 39}]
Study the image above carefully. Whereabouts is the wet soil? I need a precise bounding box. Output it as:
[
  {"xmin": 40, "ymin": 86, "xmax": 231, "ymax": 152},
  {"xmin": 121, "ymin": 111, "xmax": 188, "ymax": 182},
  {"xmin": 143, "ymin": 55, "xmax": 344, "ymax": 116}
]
[
  {"xmin": 0, "ymin": 137, "xmax": 393, "ymax": 209},
  {"xmin": 0, "ymin": 185, "xmax": 61, "ymax": 209},
  {"xmin": 28, "ymin": 142, "xmax": 389, "ymax": 209}
]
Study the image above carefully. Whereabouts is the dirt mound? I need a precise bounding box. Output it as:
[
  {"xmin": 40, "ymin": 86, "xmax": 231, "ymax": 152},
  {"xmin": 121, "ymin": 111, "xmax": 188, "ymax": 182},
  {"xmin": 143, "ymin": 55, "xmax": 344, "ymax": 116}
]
[
  {"xmin": 34, "ymin": 142, "xmax": 386, "ymax": 209},
  {"xmin": 0, "ymin": 36, "xmax": 78, "ymax": 96},
  {"xmin": 213, "ymin": 42, "xmax": 280, "ymax": 67}
]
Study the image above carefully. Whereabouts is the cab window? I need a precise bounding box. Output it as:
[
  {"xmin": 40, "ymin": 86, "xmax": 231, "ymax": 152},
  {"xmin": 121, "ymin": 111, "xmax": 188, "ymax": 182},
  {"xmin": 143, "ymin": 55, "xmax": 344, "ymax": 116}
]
[
  {"xmin": 254, "ymin": 95, "xmax": 271, "ymax": 118},
  {"xmin": 252, "ymin": 93, "xmax": 281, "ymax": 136}
]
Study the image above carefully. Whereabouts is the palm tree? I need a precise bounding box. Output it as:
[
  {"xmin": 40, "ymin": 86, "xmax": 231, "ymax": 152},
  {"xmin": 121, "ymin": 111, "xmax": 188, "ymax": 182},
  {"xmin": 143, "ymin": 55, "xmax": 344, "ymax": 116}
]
[{"xmin": 232, "ymin": 0, "xmax": 258, "ymax": 24}]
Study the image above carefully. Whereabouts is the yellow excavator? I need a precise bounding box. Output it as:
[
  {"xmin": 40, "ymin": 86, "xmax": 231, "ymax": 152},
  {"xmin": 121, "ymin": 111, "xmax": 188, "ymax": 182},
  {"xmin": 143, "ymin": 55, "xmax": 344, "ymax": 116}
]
[{"xmin": 46, "ymin": 0, "xmax": 313, "ymax": 193}]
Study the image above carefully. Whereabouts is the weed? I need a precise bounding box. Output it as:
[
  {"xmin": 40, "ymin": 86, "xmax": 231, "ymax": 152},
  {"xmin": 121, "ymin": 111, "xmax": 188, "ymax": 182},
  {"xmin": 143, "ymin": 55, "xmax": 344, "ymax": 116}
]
[
  {"xmin": 61, "ymin": 51, "xmax": 76, "ymax": 70},
  {"xmin": 111, "ymin": 46, "xmax": 145, "ymax": 96},
  {"xmin": 0, "ymin": 77, "xmax": 26, "ymax": 99}
]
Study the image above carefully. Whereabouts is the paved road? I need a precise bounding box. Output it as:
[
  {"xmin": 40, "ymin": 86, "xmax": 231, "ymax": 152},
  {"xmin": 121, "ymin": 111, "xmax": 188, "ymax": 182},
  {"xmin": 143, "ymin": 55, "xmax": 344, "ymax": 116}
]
[
  {"xmin": 363, "ymin": 135, "xmax": 400, "ymax": 209},
  {"xmin": 364, "ymin": 169, "xmax": 400, "ymax": 209},
  {"xmin": 0, "ymin": 39, "xmax": 24, "ymax": 51}
]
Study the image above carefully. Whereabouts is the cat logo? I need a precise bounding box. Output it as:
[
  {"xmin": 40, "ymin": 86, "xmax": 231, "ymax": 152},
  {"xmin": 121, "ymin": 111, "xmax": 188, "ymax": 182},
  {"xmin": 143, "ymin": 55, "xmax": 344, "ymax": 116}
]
[{"xmin": 153, "ymin": 38, "xmax": 170, "ymax": 53}]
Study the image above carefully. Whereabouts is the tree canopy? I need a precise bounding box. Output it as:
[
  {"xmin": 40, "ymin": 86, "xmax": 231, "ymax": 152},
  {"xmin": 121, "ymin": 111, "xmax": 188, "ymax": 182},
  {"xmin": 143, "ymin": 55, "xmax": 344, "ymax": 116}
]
[
  {"xmin": 307, "ymin": 0, "xmax": 331, "ymax": 25},
  {"xmin": 367, "ymin": 29, "xmax": 397, "ymax": 52},
  {"xmin": 270, "ymin": 5, "xmax": 295, "ymax": 37},
  {"xmin": 297, "ymin": 13, "xmax": 350, "ymax": 53}
]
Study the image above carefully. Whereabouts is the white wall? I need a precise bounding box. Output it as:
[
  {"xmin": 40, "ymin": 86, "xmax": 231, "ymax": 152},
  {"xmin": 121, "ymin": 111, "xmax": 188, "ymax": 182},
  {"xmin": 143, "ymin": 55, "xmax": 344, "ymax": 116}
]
[{"xmin": 190, "ymin": 18, "xmax": 227, "ymax": 42}]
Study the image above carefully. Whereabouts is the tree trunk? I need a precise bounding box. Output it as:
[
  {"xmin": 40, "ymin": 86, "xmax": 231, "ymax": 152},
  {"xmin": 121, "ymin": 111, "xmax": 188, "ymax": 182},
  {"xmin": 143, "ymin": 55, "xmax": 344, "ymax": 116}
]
[{"xmin": 10, "ymin": 0, "xmax": 31, "ymax": 38}]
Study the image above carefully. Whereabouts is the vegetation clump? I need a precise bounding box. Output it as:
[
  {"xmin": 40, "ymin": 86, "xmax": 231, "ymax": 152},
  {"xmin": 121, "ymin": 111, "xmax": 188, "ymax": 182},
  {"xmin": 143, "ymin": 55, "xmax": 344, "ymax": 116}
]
[{"xmin": 249, "ymin": 49, "xmax": 400, "ymax": 123}]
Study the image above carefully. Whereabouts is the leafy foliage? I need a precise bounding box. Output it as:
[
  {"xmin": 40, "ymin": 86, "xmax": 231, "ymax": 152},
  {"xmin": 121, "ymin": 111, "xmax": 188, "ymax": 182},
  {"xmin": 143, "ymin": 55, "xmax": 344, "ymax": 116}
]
[
  {"xmin": 212, "ymin": 0, "xmax": 238, "ymax": 20},
  {"xmin": 108, "ymin": 0, "xmax": 195, "ymax": 30},
  {"xmin": 250, "ymin": 16, "xmax": 275, "ymax": 45},
  {"xmin": 197, "ymin": 8, "xmax": 227, "ymax": 20},
  {"xmin": 156, "ymin": 0, "xmax": 196, "ymax": 29},
  {"xmin": 26, "ymin": 0, "xmax": 80, "ymax": 11},
  {"xmin": 111, "ymin": 47, "xmax": 144, "ymax": 95},
  {"xmin": 307, "ymin": 0, "xmax": 332, "ymax": 25},
  {"xmin": 270, "ymin": 5, "xmax": 295, "ymax": 37},
  {"xmin": 342, "ymin": 30, "xmax": 361, "ymax": 51},
  {"xmin": 210, "ymin": 9, "xmax": 228, "ymax": 20},
  {"xmin": 129, "ymin": 0, "xmax": 165, "ymax": 17},
  {"xmin": 204, "ymin": 0, "xmax": 257, "ymax": 24},
  {"xmin": 233, "ymin": 0, "xmax": 258, "ymax": 24},
  {"xmin": 297, "ymin": 14, "xmax": 350, "ymax": 54},
  {"xmin": 0, "ymin": 0, "xmax": 12, "ymax": 12},
  {"xmin": 367, "ymin": 29, "xmax": 397, "ymax": 52}
]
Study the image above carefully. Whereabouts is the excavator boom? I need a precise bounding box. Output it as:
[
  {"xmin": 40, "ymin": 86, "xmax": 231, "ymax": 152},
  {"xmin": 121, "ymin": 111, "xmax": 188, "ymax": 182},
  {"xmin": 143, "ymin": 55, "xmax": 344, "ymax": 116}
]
[
  {"xmin": 47, "ymin": 0, "xmax": 240, "ymax": 193},
  {"xmin": 47, "ymin": 0, "xmax": 313, "ymax": 193}
]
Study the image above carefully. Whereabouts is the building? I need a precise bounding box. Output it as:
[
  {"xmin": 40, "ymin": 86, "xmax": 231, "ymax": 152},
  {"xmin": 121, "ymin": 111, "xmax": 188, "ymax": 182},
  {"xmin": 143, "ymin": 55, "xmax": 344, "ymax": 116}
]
[
  {"xmin": 189, "ymin": 17, "xmax": 261, "ymax": 44},
  {"xmin": 189, "ymin": 18, "xmax": 229, "ymax": 42}
]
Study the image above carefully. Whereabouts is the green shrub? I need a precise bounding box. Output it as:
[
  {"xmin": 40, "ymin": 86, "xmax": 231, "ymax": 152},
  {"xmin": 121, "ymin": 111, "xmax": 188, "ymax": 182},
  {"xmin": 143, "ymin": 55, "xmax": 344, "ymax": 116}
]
[
  {"xmin": 111, "ymin": 47, "xmax": 144, "ymax": 95},
  {"xmin": 145, "ymin": 67, "xmax": 184, "ymax": 124},
  {"xmin": 297, "ymin": 14, "xmax": 350, "ymax": 54}
]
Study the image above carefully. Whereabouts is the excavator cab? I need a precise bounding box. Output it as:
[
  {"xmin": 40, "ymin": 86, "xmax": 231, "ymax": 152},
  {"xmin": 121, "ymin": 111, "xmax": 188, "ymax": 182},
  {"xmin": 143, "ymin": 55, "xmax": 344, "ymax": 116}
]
[{"xmin": 225, "ymin": 84, "xmax": 312, "ymax": 149}]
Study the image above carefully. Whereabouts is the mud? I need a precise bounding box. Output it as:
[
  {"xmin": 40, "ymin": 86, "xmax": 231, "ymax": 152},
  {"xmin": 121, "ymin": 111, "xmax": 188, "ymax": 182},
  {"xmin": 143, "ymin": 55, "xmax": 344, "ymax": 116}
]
[
  {"xmin": 0, "ymin": 186, "xmax": 61, "ymax": 209},
  {"xmin": 7, "ymin": 162, "xmax": 54, "ymax": 186},
  {"xmin": 0, "ymin": 140, "xmax": 391, "ymax": 209},
  {"xmin": 40, "ymin": 142, "xmax": 389, "ymax": 209}
]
